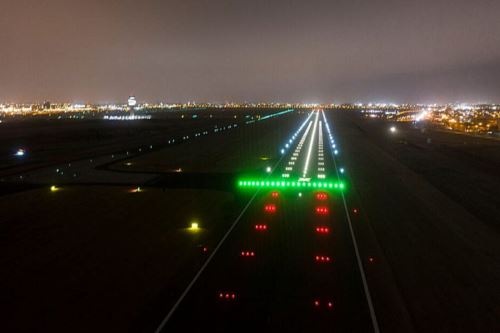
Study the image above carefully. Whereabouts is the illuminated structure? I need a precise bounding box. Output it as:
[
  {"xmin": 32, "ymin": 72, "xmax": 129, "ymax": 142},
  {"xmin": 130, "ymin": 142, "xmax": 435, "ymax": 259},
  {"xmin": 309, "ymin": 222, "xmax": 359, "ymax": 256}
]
[{"xmin": 128, "ymin": 96, "xmax": 137, "ymax": 117}]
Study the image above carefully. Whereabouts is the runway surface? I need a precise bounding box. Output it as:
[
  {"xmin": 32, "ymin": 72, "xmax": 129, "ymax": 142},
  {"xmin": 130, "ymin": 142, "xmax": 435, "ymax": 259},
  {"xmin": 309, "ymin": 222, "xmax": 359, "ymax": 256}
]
[{"xmin": 156, "ymin": 110, "xmax": 377, "ymax": 332}]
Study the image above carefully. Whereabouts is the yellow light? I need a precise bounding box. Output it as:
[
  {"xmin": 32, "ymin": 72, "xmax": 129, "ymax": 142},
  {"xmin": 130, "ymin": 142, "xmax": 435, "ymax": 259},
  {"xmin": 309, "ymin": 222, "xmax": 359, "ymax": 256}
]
[
  {"xmin": 190, "ymin": 222, "xmax": 199, "ymax": 230},
  {"xmin": 50, "ymin": 185, "xmax": 58, "ymax": 192}
]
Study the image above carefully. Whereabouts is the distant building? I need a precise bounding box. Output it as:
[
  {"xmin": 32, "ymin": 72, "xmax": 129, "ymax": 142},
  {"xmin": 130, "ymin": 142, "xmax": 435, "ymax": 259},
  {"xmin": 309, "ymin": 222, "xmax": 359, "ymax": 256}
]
[
  {"xmin": 43, "ymin": 101, "xmax": 51, "ymax": 110},
  {"xmin": 128, "ymin": 96, "xmax": 137, "ymax": 117}
]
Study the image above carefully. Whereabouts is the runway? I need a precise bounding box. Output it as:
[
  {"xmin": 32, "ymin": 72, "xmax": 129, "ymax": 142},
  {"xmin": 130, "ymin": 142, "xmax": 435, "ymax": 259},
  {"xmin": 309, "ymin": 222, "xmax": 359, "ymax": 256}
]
[{"xmin": 157, "ymin": 110, "xmax": 376, "ymax": 332}]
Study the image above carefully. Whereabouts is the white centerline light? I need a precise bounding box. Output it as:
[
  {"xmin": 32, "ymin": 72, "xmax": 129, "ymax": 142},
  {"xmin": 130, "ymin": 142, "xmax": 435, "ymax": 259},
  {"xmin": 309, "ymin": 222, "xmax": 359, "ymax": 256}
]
[
  {"xmin": 317, "ymin": 119, "xmax": 325, "ymax": 179},
  {"xmin": 283, "ymin": 119, "xmax": 313, "ymax": 177},
  {"xmin": 302, "ymin": 111, "xmax": 319, "ymax": 178}
]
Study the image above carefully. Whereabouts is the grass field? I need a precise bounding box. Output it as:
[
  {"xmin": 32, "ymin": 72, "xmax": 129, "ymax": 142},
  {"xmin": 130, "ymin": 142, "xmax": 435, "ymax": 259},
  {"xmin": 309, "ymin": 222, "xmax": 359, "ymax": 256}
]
[{"xmin": 0, "ymin": 186, "xmax": 241, "ymax": 332}]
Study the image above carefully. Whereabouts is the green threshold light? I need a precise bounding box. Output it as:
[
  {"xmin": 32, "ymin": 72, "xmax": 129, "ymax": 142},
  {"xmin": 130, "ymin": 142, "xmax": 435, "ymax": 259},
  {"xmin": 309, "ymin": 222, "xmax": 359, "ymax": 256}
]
[{"xmin": 237, "ymin": 179, "xmax": 346, "ymax": 190}]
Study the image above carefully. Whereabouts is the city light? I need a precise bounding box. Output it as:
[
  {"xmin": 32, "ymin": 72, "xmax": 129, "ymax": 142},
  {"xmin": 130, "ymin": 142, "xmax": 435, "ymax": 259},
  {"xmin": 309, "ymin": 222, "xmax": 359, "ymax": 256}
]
[{"xmin": 15, "ymin": 148, "xmax": 25, "ymax": 156}]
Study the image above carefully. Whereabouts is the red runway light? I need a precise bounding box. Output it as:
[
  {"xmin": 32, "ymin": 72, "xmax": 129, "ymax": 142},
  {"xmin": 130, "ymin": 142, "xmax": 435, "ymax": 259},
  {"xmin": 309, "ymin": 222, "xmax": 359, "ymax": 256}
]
[
  {"xmin": 241, "ymin": 251, "xmax": 255, "ymax": 257},
  {"xmin": 315, "ymin": 226, "xmax": 330, "ymax": 234},
  {"xmin": 368, "ymin": 257, "xmax": 375, "ymax": 263},
  {"xmin": 218, "ymin": 292, "xmax": 236, "ymax": 300},
  {"xmin": 315, "ymin": 206, "xmax": 329, "ymax": 215},
  {"xmin": 315, "ymin": 255, "xmax": 331, "ymax": 262},
  {"xmin": 264, "ymin": 204, "xmax": 276, "ymax": 213},
  {"xmin": 313, "ymin": 299, "xmax": 333, "ymax": 309},
  {"xmin": 353, "ymin": 208, "xmax": 359, "ymax": 214},
  {"xmin": 271, "ymin": 191, "xmax": 279, "ymax": 198},
  {"xmin": 316, "ymin": 192, "xmax": 328, "ymax": 200},
  {"xmin": 255, "ymin": 224, "xmax": 268, "ymax": 231}
]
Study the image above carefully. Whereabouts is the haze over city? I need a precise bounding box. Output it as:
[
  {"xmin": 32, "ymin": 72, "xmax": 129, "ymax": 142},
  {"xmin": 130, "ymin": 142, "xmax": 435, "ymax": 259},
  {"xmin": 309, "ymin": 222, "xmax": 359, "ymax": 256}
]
[{"xmin": 2, "ymin": 0, "xmax": 500, "ymax": 103}]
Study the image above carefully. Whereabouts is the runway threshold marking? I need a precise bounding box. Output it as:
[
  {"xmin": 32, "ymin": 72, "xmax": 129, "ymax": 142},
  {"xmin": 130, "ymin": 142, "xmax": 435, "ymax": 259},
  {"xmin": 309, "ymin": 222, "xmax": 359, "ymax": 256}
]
[{"xmin": 154, "ymin": 156, "xmax": 285, "ymax": 333}]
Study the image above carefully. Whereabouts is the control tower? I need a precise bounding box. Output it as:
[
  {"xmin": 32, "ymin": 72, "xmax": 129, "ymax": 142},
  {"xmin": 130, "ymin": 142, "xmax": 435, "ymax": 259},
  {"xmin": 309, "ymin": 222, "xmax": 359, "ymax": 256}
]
[{"xmin": 128, "ymin": 96, "xmax": 137, "ymax": 117}]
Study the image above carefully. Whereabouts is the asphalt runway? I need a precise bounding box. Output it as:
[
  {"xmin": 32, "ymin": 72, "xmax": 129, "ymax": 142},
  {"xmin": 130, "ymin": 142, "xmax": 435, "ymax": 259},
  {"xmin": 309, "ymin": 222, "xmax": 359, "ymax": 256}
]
[{"xmin": 156, "ymin": 111, "xmax": 376, "ymax": 332}]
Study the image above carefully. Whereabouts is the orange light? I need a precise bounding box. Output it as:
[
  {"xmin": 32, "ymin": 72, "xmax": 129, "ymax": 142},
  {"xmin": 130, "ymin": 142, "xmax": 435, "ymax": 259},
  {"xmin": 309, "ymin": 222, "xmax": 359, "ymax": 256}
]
[{"xmin": 271, "ymin": 191, "xmax": 279, "ymax": 198}]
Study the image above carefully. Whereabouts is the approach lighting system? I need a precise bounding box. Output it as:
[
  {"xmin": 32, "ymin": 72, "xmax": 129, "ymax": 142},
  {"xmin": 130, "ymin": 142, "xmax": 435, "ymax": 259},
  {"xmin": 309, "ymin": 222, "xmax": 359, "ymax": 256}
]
[
  {"xmin": 264, "ymin": 204, "xmax": 277, "ymax": 213},
  {"xmin": 238, "ymin": 179, "xmax": 345, "ymax": 191},
  {"xmin": 315, "ymin": 206, "xmax": 330, "ymax": 215},
  {"xmin": 315, "ymin": 227, "xmax": 330, "ymax": 234}
]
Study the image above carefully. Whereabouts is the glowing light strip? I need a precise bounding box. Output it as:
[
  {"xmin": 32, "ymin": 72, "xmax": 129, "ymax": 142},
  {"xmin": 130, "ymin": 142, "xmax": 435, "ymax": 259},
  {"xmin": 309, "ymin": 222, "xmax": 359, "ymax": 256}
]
[
  {"xmin": 317, "ymin": 120, "xmax": 324, "ymax": 178},
  {"xmin": 303, "ymin": 111, "xmax": 319, "ymax": 177},
  {"xmin": 280, "ymin": 111, "xmax": 314, "ymax": 154},
  {"xmin": 238, "ymin": 179, "xmax": 345, "ymax": 190},
  {"xmin": 246, "ymin": 108, "xmax": 295, "ymax": 124},
  {"xmin": 321, "ymin": 110, "xmax": 336, "ymax": 151},
  {"xmin": 285, "ymin": 120, "xmax": 313, "ymax": 176}
]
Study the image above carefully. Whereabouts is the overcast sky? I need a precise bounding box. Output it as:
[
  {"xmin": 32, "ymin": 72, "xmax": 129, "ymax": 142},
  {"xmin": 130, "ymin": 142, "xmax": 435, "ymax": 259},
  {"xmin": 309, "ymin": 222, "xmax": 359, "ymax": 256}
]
[{"xmin": 1, "ymin": 0, "xmax": 500, "ymax": 104}]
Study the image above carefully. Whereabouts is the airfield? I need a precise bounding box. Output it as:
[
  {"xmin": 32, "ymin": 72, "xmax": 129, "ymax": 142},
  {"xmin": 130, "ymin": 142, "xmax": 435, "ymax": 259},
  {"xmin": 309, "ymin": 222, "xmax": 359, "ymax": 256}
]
[{"xmin": 1, "ymin": 108, "xmax": 499, "ymax": 332}]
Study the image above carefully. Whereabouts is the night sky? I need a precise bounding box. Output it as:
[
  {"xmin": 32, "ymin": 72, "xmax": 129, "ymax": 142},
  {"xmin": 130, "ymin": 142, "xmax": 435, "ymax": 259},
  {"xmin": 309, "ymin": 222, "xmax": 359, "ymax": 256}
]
[{"xmin": 2, "ymin": 0, "xmax": 500, "ymax": 104}]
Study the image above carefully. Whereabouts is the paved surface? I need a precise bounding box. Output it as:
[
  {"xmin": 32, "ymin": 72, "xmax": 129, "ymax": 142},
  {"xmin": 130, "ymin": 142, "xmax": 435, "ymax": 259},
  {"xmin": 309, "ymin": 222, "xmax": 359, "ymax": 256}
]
[{"xmin": 156, "ymin": 111, "xmax": 376, "ymax": 332}]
